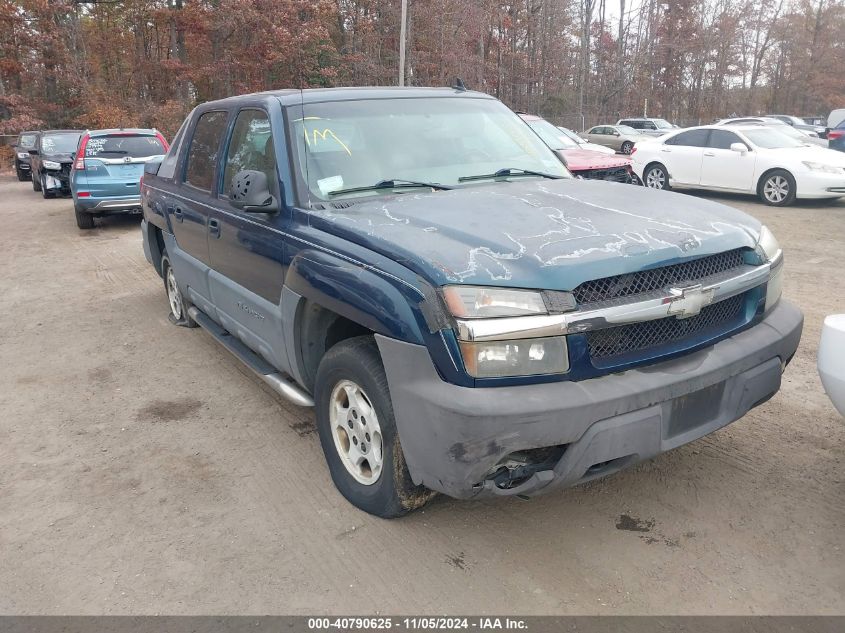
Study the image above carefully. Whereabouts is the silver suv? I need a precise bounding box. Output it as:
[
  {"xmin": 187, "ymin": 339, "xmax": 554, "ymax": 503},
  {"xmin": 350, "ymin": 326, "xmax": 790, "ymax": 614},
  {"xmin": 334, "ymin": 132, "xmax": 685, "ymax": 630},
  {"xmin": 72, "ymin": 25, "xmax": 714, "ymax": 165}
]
[{"xmin": 617, "ymin": 117, "xmax": 677, "ymax": 137}]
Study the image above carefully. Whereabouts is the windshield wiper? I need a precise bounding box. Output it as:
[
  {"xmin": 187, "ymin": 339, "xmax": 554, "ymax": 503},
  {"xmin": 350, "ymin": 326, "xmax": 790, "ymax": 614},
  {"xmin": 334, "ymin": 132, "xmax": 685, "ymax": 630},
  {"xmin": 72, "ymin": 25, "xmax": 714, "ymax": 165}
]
[
  {"xmin": 327, "ymin": 179, "xmax": 453, "ymax": 196},
  {"xmin": 458, "ymin": 167, "xmax": 563, "ymax": 183}
]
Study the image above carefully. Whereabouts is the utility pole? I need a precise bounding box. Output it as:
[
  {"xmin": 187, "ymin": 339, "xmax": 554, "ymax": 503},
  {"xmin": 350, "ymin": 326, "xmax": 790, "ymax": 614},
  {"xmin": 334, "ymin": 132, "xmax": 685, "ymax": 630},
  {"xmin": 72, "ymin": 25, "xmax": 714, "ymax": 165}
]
[{"xmin": 399, "ymin": 0, "xmax": 408, "ymax": 86}]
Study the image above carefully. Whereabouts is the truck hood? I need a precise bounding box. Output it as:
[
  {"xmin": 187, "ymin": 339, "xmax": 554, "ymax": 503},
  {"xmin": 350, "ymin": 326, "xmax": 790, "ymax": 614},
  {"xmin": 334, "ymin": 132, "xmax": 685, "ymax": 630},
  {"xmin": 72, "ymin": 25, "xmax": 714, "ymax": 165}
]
[
  {"xmin": 557, "ymin": 148, "xmax": 631, "ymax": 171},
  {"xmin": 41, "ymin": 152, "xmax": 74, "ymax": 164},
  {"xmin": 308, "ymin": 178, "xmax": 762, "ymax": 291}
]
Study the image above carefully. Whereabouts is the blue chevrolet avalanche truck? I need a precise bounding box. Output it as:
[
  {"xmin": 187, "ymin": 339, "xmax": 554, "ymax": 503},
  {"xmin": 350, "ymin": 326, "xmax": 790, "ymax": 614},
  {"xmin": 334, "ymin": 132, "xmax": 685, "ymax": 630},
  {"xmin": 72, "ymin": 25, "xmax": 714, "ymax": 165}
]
[{"xmin": 141, "ymin": 87, "xmax": 803, "ymax": 517}]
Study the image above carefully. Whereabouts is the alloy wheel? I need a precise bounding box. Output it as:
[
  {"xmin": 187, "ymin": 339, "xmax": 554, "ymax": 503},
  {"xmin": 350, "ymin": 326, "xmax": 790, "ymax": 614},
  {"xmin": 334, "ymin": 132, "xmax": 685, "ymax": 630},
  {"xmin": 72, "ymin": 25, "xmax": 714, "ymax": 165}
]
[
  {"xmin": 329, "ymin": 379, "xmax": 384, "ymax": 485},
  {"xmin": 763, "ymin": 175, "xmax": 789, "ymax": 204},
  {"xmin": 166, "ymin": 266, "xmax": 183, "ymax": 320},
  {"xmin": 646, "ymin": 168, "xmax": 666, "ymax": 189}
]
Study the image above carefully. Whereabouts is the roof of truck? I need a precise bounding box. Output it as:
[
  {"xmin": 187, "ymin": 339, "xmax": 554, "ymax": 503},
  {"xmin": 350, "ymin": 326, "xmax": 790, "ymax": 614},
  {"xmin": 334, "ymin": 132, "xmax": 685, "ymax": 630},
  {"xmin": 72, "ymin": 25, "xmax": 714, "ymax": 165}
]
[{"xmin": 201, "ymin": 87, "xmax": 497, "ymax": 108}]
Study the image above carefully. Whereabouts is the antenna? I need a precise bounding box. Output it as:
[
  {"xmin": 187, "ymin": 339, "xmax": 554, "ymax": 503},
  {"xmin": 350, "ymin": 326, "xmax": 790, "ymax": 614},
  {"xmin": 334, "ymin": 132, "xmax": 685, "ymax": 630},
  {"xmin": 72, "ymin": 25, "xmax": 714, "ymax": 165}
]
[{"xmin": 452, "ymin": 78, "xmax": 467, "ymax": 92}]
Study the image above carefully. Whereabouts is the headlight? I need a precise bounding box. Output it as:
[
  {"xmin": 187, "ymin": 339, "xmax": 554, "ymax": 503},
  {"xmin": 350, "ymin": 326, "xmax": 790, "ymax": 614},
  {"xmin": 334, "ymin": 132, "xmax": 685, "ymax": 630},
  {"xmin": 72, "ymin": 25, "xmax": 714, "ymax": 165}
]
[
  {"xmin": 802, "ymin": 161, "xmax": 845, "ymax": 174},
  {"xmin": 443, "ymin": 285, "xmax": 547, "ymax": 318},
  {"xmin": 459, "ymin": 336, "xmax": 569, "ymax": 378},
  {"xmin": 17, "ymin": 152, "xmax": 28, "ymax": 159},
  {"xmin": 42, "ymin": 160, "xmax": 61, "ymax": 170},
  {"xmin": 756, "ymin": 225, "xmax": 781, "ymax": 262}
]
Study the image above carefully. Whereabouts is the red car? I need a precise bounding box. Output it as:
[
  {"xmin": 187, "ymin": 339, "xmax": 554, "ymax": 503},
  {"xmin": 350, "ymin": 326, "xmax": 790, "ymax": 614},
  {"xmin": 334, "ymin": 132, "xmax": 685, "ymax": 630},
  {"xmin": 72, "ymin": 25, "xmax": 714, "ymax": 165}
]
[{"xmin": 519, "ymin": 113, "xmax": 635, "ymax": 183}]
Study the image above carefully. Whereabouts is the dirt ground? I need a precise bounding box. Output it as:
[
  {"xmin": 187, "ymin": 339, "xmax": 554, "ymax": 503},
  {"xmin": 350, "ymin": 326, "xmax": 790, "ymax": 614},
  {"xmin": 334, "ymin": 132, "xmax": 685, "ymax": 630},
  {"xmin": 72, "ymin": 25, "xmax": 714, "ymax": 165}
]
[{"xmin": 0, "ymin": 174, "xmax": 843, "ymax": 615}]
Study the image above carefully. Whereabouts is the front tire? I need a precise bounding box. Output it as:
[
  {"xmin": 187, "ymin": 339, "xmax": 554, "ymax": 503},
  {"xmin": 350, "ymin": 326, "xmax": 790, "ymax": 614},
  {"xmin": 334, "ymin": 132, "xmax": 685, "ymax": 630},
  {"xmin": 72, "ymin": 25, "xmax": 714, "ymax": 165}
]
[
  {"xmin": 644, "ymin": 163, "xmax": 671, "ymax": 190},
  {"xmin": 32, "ymin": 171, "xmax": 42, "ymax": 192},
  {"xmin": 161, "ymin": 251, "xmax": 197, "ymax": 327},
  {"xmin": 314, "ymin": 336, "xmax": 434, "ymax": 518},
  {"xmin": 621, "ymin": 141, "xmax": 634, "ymax": 154},
  {"xmin": 759, "ymin": 169, "xmax": 796, "ymax": 206},
  {"xmin": 17, "ymin": 169, "xmax": 29, "ymax": 182}
]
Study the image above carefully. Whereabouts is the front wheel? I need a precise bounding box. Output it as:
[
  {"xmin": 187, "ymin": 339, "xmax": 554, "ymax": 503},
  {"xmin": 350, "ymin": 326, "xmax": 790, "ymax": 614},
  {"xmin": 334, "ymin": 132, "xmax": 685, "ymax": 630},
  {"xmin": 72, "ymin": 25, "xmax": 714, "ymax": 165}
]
[
  {"xmin": 17, "ymin": 169, "xmax": 29, "ymax": 182},
  {"xmin": 759, "ymin": 170, "xmax": 796, "ymax": 206},
  {"xmin": 314, "ymin": 336, "xmax": 434, "ymax": 518},
  {"xmin": 644, "ymin": 164, "xmax": 671, "ymax": 190},
  {"xmin": 621, "ymin": 141, "xmax": 634, "ymax": 154},
  {"xmin": 32, "ymin": 171, "xmax": 42, "ymax": 192},
  {"xmin": 161, "ymin": 251, "xmax": 197, "ymax": 327}
]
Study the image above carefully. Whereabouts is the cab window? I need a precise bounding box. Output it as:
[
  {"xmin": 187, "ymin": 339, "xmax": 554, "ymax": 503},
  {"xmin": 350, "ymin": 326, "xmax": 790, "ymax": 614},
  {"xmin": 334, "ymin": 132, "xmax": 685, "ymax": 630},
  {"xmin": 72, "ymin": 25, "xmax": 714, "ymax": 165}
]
[
  {"xmin": 222, "ymin": 109, "xmax": 276, "ymax": 198},
  {"xmin": 184, "ymin": 110, "xmax": 228, "ymax": 192}
]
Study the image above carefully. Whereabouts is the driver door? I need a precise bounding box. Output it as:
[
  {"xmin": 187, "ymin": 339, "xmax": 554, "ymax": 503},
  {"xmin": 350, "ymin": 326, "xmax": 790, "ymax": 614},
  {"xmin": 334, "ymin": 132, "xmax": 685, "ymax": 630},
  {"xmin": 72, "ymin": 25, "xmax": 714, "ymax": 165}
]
[
  {"xmin": 699, "ymin": 129, "xmax": 756, "ymax": 192},
  {"xmin": 207, "ymin": 107, "xmax": 292, "ymax": 372}
]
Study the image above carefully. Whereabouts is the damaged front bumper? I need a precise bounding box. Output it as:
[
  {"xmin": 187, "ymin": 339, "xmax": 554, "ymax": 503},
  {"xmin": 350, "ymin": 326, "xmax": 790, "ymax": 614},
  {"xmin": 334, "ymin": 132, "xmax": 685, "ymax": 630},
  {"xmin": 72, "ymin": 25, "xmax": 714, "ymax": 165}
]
[{"xmin": 376, "ymin": 299, "xmax": 803, "ymax": 499}]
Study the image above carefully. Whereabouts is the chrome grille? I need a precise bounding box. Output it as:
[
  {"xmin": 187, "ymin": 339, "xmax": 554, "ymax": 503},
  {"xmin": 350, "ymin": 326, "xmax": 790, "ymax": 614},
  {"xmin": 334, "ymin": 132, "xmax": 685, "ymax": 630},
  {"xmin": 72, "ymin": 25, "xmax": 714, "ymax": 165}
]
[
  {"xmin": 587, "ymin": 293, "xmax": 746, "ymax": 361},
  {"xmin": 573, "ymin": 249, "xmax": 747, "ymax": 304}
]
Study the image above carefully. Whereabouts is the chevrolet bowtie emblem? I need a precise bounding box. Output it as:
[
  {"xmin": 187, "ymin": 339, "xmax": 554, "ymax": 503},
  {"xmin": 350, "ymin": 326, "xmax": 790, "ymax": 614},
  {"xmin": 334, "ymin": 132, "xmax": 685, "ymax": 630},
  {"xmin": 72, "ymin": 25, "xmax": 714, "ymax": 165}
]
[{"xmin": 665, "ymin": 284, "xmax": 715, "ymax": 318}]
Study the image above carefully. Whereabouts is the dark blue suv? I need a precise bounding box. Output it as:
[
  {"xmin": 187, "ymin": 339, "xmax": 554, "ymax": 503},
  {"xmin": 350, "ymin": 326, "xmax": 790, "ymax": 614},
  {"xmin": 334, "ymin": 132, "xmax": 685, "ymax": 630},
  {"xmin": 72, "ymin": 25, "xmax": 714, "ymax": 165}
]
[{"xmin": 141, "ymin": 88, "xmax": 803, "ymax": 517}]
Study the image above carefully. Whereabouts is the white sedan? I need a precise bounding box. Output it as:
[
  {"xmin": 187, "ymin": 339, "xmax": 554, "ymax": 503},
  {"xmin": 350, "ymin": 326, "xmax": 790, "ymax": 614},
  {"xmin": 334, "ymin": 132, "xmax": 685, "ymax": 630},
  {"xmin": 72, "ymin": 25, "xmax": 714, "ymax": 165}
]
[{"xmin": 631, "ymin": 124, "xmax": 845, "ymax": 206}]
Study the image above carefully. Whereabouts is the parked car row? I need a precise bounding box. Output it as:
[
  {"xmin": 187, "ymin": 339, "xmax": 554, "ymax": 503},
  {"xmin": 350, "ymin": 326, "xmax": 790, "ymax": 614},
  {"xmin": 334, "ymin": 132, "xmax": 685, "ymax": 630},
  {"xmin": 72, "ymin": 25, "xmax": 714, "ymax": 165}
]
[{"xmin": 12, "ymin": 127, "xmax": 168, "ymax": 228}]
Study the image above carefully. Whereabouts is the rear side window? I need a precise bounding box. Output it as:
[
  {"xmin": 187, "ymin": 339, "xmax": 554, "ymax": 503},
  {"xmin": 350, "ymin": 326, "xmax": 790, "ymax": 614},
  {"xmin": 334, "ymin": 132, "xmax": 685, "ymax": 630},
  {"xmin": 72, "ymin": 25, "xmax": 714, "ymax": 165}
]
[
  {"xmin": 666, "ymin": 129, "xmax": 710, "ymax": 147},
  {"xmin": 18, "ymin": 134, "xmax": 37, "ymax": 149},
  {"xmin": 157, "ymin": 119, "xmax": 188, "ymax": 180},
  {"xmin": 708, "ymin": 130, "xmax": 745, "ymax": 150},
  {"xmin": 85, "ymin": 135, "xmax": 166, "ymax": 159},
  {"xmin": 185, "ymin": 111, "xmax": 228, "ymax": 191},
  {"xmin": 621, "ymin": 120, "xmax": 641, "ymax": 129}
]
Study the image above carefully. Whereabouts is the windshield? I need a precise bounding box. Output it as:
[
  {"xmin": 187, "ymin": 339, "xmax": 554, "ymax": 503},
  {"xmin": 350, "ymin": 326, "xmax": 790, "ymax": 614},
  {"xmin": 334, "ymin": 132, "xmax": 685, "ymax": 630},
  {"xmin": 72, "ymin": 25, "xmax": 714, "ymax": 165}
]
[
  {"xmin": 617, "ymin": 125, "xmax": 639, "ymax": 135},
  {"xmin": 290, "ymin": 97, "xmax": 568, "ymax": 200},
  {"xmin": 557, "ymin": 127, "xmax": 586, "ymax": 144},
  {"xmin": 19, "ymin": 134, "xmax": 37, "ymax": 149},
  {"xmin": 85, "ymin": 134, "xmax": 166, "ymax": 159},
  {"xmin": 743, "ymin": 128, "xmax": 807, "ymax": 149},
  {"xmin": 526, "ymin": 118, "xmax": 579, "ymax": 150},
  {"xmin": 653, "ymin": 119, "xmax": 673, "ymax": 129},
  {"xmin": 766, "ymin": 125, "xmax": 812, "ymax": 143},
  {"xmin": 41, "ymin": 133, "xmax": 81, "ymax": 154}
]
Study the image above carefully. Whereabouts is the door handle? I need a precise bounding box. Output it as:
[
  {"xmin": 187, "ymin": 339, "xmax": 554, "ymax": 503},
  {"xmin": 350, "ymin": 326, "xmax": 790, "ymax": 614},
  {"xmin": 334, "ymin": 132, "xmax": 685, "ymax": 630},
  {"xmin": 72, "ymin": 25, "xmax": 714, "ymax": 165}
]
[
  {"xmin": 208, "ymin": 218, "xmax": 221, "ymax": 238},
  {"xmin": 173, "ymin": 207, "xmax": 183, "ymax": 222},
  {"xmin": 703, "ymin": 152, "xmax": 716, "ymax": 157},
  {"xmin": 660, "ymin": 148, "xmax": 671, "ymax": 153}
]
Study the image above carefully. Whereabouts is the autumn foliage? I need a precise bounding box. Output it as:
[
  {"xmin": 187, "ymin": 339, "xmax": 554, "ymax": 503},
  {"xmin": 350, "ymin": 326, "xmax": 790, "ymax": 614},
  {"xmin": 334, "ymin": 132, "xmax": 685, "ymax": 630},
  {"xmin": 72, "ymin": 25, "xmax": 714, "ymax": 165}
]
[{"xmin": 1, "ymin": 0, "xmax": 844, "ymax": 138}]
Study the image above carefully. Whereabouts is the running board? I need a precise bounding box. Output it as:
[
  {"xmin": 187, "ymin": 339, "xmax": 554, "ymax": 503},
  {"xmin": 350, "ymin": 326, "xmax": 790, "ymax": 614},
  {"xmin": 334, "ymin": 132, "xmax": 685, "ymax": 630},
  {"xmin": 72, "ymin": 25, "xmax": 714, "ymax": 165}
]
[{"xmin": 187, "ymin": 306, "xmax": 314, "ymax": 407}]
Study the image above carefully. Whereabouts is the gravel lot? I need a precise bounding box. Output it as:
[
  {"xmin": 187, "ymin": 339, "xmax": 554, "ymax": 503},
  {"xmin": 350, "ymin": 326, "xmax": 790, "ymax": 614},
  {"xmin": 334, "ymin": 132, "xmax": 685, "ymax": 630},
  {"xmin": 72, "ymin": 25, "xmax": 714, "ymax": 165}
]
[{"xmin": 0, "ymin": 174, "xmax": 843, "ymax": 615}]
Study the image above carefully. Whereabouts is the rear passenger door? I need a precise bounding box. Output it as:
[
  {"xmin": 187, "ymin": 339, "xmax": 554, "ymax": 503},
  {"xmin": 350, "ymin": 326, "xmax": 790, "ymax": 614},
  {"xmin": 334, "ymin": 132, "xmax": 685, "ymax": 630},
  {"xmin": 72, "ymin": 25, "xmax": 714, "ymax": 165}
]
[
  {"xmin": 168, "ymin": 109, "xmax": 230, "ymax": 310},
  {"xmin": 207, "ymin": 107, "xmax": 291, "ymax": 372},
  {"xmin": 660, "ymin": 129, "xmax": 709, "ymax": 185},
  {"xmin": 700, "ymin": 129, "xmax": 756, "ymax": 191}
]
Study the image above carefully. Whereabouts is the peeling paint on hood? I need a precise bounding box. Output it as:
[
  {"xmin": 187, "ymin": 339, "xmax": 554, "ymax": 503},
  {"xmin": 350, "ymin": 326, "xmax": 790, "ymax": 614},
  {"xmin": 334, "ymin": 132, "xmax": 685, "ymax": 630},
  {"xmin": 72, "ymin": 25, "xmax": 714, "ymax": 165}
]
[{"xmin": 308, "ymin": 178, "xmax": 762, "ymax": 291}]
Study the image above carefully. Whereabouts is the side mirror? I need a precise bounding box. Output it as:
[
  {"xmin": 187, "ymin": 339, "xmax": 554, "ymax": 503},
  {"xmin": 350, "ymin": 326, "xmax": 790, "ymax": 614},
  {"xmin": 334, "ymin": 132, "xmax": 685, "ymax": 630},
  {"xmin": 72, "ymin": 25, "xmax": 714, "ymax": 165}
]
[
  {"xmin": 230, "ymin": 170, "xmax": 279, "ymax": 213},
  {"xmin": 613, "ymin": 132, "xmax": 620, "ymax": 137},
  {"xmin": 730, "ymin": 142, "xmax": 748, "ymax": 155},
  {"xmin": 144, "ymin": 159, "xmax": 162, "ymax": 176}
]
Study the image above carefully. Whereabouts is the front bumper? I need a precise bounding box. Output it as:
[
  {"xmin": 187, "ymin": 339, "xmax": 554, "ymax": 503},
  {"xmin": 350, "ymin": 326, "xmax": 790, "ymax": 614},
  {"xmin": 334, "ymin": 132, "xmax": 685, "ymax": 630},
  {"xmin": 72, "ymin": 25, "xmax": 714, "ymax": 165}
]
[
  {"xmin": 43, "ymin": 169, "xmax": 71, "ymax": 191},
  {"xmin": 377, "ymin": 300, "xmax": 803, "ymax": 499},
  {"xmin": 797, "ymin": 171, "xmax": 845, "ymax": 198}
]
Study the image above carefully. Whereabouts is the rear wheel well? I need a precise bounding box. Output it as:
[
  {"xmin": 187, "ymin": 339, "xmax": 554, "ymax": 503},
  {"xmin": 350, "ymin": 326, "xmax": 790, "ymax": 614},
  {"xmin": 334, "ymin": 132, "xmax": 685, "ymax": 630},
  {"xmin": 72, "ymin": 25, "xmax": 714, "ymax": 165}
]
[
  {"xmin": 297, "ymin": 300, "xmax": 374, "ymax": 392},
  {"xmin": 148, "ymin": 225, "xmax": 167, "ymax": 277}
]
